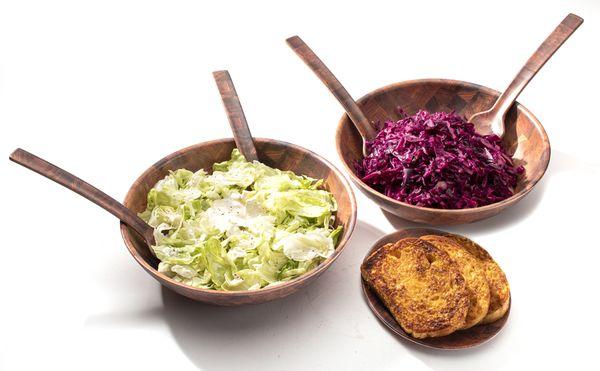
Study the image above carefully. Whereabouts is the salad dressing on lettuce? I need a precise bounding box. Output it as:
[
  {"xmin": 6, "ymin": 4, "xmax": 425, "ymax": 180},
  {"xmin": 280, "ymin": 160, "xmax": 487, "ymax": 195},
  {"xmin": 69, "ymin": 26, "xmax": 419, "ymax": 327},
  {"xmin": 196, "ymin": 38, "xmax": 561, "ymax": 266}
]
[{"xmin": 139, "ymin": 149, "xmax": 342, "ymax": 291}]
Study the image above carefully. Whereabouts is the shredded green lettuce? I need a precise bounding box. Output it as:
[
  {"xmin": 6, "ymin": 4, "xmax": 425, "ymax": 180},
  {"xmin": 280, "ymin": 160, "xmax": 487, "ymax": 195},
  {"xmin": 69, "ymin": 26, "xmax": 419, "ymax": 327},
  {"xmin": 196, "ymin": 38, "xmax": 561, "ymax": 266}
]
[{"xmin": 139, "ymin": 149, "xmax": 342, "ymax": 291}]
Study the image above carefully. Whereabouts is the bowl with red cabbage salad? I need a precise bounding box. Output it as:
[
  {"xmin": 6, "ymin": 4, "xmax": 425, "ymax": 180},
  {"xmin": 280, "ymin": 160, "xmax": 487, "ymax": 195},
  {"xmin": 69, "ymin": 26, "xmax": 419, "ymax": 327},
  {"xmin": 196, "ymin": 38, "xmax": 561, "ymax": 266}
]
[
  {"xmin": 355, "ymin": 110, "xmax": 524, "ymax": 209},
  {"xmin": 139, "ymin": 149, "xmax": 342, "ymax": 291}
]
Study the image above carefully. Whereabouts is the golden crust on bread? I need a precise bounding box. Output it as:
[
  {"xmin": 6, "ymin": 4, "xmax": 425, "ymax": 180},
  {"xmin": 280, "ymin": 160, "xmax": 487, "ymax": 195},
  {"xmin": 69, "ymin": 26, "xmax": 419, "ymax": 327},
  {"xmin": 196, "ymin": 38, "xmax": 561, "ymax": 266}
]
[
  {"xmin": 444, "ymin": 234, "xmax": 510, "ymax": 324},
  {"xmin": 420, "ymin": 235, "xmax": 490, "ymax": 329},
  {"xmin": 361, "ymin": 238, "xmax": 469, "ymax": 338}
]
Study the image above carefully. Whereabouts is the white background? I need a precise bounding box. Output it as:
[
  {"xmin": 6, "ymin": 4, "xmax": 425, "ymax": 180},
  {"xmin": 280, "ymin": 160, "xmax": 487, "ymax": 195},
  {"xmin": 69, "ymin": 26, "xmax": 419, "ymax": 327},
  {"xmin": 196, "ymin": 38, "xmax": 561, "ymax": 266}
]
[{"xmin": 1, "ymin": 0, "xmax": 599, "ymax": 370}]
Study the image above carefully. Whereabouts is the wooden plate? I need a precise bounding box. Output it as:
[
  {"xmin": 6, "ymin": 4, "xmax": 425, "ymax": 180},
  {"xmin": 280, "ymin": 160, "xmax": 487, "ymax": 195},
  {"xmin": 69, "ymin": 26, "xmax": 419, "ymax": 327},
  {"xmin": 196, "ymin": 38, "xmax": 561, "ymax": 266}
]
[{"xmin": 361, "ymin": 228, "xmax": 510, "ymax": 349}]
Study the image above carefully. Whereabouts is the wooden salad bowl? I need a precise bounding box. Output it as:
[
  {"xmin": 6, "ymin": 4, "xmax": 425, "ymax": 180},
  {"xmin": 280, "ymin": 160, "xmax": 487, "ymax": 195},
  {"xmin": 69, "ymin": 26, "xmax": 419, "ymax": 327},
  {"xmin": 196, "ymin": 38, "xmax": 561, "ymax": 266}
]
[
  {"xmin": 121, "ymin": 138, "xmax": 357, "ymax": 306},
  {"xmin": 336, "ymin": 79, "xmax": 550, "ymax": 225}
]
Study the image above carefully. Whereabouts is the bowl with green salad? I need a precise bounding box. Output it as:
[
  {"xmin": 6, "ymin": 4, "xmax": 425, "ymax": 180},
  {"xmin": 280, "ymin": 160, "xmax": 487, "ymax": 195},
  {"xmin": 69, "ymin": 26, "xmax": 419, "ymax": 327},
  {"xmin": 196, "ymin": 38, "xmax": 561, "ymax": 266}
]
[{"xmin": 121, "ymin": 138, "xmax": 356, "ymax": 305}]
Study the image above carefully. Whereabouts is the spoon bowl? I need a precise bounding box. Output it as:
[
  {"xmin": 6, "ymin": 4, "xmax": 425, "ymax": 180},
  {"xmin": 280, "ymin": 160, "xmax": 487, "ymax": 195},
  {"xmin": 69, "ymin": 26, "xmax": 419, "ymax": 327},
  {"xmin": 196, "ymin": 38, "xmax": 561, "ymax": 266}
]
[
  {"xmin": 122, "ymin": 138, "xmax": 357, "ymax": 305},
  {"xmin": 336, "ymin": 79, "xmax": 550, "ymax": 225},
  {"xmin": 468, "ymin": 13, "xmax": 582, "ymax": 137}
]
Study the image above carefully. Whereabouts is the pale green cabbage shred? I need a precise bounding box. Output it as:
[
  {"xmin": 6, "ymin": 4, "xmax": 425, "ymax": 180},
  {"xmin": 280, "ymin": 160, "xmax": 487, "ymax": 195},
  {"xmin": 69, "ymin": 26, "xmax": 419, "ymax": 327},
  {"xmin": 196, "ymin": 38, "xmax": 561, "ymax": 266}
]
[{"xmin": 139, "ymin": 149, "xmax": 342, "ymax": 291}]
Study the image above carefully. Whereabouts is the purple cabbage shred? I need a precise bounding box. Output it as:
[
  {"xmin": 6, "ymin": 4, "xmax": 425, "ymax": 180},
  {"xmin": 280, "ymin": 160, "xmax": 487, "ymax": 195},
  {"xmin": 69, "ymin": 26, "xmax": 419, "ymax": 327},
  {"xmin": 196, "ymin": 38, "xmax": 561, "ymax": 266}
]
[{"xmin": 355, "ymin": 110, "xmax": 524, "ymax": 209}]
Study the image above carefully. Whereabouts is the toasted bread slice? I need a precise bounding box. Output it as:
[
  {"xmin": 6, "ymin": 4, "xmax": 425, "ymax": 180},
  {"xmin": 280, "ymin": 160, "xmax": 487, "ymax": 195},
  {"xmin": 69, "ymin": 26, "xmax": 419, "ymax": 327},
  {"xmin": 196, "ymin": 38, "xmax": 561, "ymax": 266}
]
[
  {"xmin": 361, "ymin": 238, "xmax": 469, "ymax": 338},
  {"xmin": 420, "ymin": 235, "xmax": 490, "ymax": 329},
  {"xmin": 445, "ymin": 234, "xmax": 510, "ymax": 324}
]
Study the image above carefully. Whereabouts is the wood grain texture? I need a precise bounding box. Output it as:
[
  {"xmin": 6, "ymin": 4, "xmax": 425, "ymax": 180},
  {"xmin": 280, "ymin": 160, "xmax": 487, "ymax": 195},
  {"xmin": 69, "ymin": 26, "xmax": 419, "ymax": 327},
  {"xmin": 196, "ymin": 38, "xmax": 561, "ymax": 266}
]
[
  {"xmin": 9, "ymin": 148, "xmax": 155, "ymax": 246},
  {"xmin": 469, "ymin": 13, "xmax": 583, "ymax": 137},
  {"xmin": 362, "ymin": 228, "xmax": 510, "ymax": 350},
  {"xmin": 286, "ymin": 35, "xmax": 377, "ymax": 142},
  {"xmin": 213, "ymin": 70, "xmax": 259, "ymax": 162},
  {"xmin": 121, "ymin": 138, "xmax": 357, "ymax": 306},
  {"xmin": 336, "ymin": 79, "xmax": 551, "ymax": 225}
]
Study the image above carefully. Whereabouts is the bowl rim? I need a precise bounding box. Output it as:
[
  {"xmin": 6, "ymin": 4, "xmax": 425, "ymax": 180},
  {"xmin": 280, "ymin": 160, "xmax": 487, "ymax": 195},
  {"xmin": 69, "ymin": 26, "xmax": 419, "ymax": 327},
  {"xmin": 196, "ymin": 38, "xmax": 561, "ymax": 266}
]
[
  {"xmin": 335, "ymin": 78, "xmax": 551, "ymax": 214},
  {"xmin": 120, "ymin": 137, "xmax": 357, "ymax": 297}
]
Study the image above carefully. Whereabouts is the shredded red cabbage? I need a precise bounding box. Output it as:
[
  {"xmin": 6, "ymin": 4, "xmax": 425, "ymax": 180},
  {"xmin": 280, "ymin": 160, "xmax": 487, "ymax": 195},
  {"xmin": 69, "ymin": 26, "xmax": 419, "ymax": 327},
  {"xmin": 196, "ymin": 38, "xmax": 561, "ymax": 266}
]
[{"xmin": 355, "ymin": 110, "xmax": 524, "ymax": 209}]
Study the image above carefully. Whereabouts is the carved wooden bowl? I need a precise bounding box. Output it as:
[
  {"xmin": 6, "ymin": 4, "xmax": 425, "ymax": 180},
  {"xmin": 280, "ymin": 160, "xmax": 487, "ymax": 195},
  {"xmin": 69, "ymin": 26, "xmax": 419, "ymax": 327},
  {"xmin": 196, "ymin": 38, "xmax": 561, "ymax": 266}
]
[
  {"xmin": 336, "ymin": 79, "xmax": 550, "ymax": 225},
  {"xmin": 120, "ymin": 138, "xmax": 357, "ymax": 306}
]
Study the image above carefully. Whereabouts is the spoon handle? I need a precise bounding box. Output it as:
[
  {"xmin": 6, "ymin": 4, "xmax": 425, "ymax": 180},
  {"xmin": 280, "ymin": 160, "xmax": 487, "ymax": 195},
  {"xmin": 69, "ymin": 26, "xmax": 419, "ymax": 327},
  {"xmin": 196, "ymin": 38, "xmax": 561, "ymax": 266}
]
[
  {"xmin": 9, "ymin": 148, "xmax": 155, "ymax": 245},
  {"xmin": 213, "ymin": 70, "xmax": 259, "ymax": 162},
  {"xmin": 286, "ymin": 36, "xmax": 377, "ymax": 141},
  {"xmin": 490, "ymin": 13, "xmax": 583, "ymax": 121}
]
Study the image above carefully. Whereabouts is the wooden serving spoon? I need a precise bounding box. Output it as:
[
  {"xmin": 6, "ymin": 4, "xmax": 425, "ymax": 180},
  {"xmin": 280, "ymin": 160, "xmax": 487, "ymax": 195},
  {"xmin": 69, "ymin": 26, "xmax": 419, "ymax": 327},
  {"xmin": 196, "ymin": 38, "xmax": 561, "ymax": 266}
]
[
  {"xmin": 8, "ymin": 72, "xmax": 259, "ymax": 253},
  {"xmin": 469, "ymin": 13, "xmax": 583, "ymax": 137},
  {"xmin": 8, "ymin": 148, "xmax": 156, "ymax": 247},
  {"xmin": 213, "ymin": 70, "xmax": 259, "ymax": 162},
  {"xmin": 286, "ymin": 36, "xmax": 377, "ymax": 154}
]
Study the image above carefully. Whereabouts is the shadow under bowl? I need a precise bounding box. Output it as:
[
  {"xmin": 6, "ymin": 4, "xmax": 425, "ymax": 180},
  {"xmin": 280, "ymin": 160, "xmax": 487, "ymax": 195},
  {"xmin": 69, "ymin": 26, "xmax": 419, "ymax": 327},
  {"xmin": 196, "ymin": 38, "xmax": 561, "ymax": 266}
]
[
  {"xmin": 120, "ymin": 138, "xmax": 357, "ymax": 306},
  {"xmin": 336, "ymin": 79, "xmax": 550, "ymax": 225}
]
